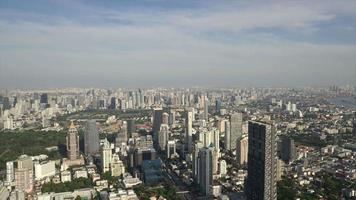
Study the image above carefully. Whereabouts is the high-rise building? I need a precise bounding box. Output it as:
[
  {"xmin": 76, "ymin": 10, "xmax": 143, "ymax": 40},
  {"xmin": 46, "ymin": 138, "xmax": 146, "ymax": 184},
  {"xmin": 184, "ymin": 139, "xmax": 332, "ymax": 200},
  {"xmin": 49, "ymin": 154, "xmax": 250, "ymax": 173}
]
[
  {"xmin": 168, "ymin": 110, "xmax": 175, "ymax": 126},
  {"xmin": 245, "ymin": 121, "xmax": 277, "ymax": 200},
  {"xmin": 152, "ymin": 107, "xmax": 163, "ymax": 144},
  {"xmin": 197, "ymin": 147, "xmax": 213, "ymax": 196},
  {"xmin": 215, "ymin": 100, "xmax": 221, "ymax": 115},
  {"xmin": 186, "ymin": 109, "xmax": 193, "ymax": 153},
  {"xmin": 158, "ymin": 124, "xmax": 169, "ymax": 151},
  {"xmin": 230, "ymin": 113, "xmax": 243, "ymax": 150},
  {"xmin": 236, "ymin": 136, "xmax": 248, "ymax": 165},
  {"xmin": 127, "ymin": 119, "xmax": 136, "ymax": 137},
  {"xmin": 162, "ymin": 112, "xmax": 169, "ymax": 125},
  {"xmin": 6, "ymin": 161, "xmax": 14, "ymax": 184},
  {"xmin": 40, "ymin": 93, "xmax": 48, "ymax": 104},
  {"xmin": 203, "ymin": 98, "xmax": 209, "ymax": 120},
  {"xmin": 167, "ymin": 140, "xmax": 177, "ymax": 159},
  {"xmin": 225, "ymin": 120, "xmax": 231, "ymax": 150},
  {"xmin": 280, "ymin": 136, "xmax": 296, "ymax": 164},
  {"xmin": 14, "ymin": 155, "xmax": 33, "ymax": 193},
  {"xmin": 84, "ymin": 120, "xmax": 100, "ymax": 156},
  {"xmin": 111, "ymin": 154, "xmax": 125, "ymax": 177},
  {"xmin": 101, "ymin": 139, "xmax": 112, "ymax": 173},
  {"xmin": 116, "ymin": 121, "xmax": 128, "ymax": 149},
  {"xmin": 67, "ymin": 121, "xmax": 80, "ymax": 160},
  {"xmin": 110, "ymin": 97, "xmax": 116, "ymax": 110}
]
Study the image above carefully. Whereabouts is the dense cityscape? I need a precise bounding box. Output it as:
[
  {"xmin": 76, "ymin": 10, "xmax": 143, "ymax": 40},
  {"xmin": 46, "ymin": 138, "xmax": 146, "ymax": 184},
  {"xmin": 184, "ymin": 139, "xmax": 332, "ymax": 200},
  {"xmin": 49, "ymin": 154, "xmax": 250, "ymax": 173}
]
[{"xmin": 0, "ymin": 86, "xmax": 355, "ymax": 200}]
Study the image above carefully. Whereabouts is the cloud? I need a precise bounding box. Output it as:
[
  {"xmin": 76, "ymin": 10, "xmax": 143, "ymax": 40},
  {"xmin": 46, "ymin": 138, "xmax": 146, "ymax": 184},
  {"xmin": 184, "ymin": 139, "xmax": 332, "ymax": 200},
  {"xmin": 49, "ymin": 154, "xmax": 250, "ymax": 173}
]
[{"xmin": 0, "ymin": 1, "xmax": 355, "ymax": 88}]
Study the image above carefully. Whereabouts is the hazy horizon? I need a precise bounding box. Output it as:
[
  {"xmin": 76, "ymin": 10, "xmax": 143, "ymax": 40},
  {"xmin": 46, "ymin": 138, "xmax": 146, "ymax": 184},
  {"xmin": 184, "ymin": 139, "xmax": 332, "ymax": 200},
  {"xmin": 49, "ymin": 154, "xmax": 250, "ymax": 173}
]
[{"xmin": 0, "ymin": 0, "xmax": 356, "ymax": 88}]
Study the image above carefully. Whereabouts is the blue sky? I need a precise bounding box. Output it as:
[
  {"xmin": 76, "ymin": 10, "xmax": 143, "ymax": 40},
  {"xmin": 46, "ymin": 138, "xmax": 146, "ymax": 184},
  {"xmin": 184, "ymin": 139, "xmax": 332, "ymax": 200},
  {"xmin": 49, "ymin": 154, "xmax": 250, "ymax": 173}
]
[{"xmin": 0, "ymin": 0, "xmax": 355, "ymax": 88}]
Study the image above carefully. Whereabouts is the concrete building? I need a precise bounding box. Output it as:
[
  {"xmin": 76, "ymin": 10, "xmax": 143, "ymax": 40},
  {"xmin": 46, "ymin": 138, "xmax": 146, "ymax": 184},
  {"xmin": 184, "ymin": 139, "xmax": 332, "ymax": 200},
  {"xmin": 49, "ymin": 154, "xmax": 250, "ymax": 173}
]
[
  {"xmin": 34, "ymin": 161, "xmax": 55, "ymax": 180},
  {"xmin": 230, "ymin": 113, "xmax": 243, "ymax": 150},
  {"xmin": 197, "ymin": 147, "xmax": 213, "ymax": 196},
  {"xmin": 186, "ymin": 109, "xmax": 193, "ymax": 153},
  {"xmin": 14, "ymin": 155, "xmax": 33, "ymax": 193},
  {"xmin": 158, "ymin": 124, "xmax": 169, "ymax": 151},
  {"xmin": 67, "ymin": 121, "xmax": 80, "ymax": 160},
  {"xmin": 84, "ymin": 120, "xmax": 100, "ymax": 156},
  {"xmin": 111, "ymin": 154, "xmax": 125, "ymax": 177},
  {"xmin": 245, "ymin": 121, "xmax": 277, "ymax": 200},
  {"xmin": 101, "ymin": 139, "xmax": 112, "ymax": 173},
  {"xmin": 236, "ymin": 136, "xmax": 248, "ymax": 165}
]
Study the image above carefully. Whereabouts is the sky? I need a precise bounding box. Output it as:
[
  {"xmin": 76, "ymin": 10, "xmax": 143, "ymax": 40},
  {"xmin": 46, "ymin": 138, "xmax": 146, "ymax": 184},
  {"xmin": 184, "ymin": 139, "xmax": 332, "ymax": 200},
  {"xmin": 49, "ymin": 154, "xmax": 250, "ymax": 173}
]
[{"xmin": 0, "ymin": 0, "xmax": 355, "ymax": 88}]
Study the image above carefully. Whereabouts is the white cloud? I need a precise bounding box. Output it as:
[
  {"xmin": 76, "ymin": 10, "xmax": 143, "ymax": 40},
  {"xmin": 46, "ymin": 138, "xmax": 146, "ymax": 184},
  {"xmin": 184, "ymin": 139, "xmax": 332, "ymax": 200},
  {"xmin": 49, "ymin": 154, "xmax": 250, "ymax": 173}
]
[{"xmin": 0, "ymin": 1, "xmax": 355, "ymax": 88}]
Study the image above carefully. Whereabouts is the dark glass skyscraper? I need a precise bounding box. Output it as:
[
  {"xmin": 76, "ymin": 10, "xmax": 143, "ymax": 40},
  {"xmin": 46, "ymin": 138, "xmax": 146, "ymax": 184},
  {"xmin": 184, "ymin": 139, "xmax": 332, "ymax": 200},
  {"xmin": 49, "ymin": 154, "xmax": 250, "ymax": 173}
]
[
  {"xmin": 245, "ymin": 121, "xmax": 277, "ymax": 200},
  {"xmin": 84, "ymin": 120, "xmax": 100, "ymax": 156},
  {"xmin": 40, "ymin": 93, "xmax": 48, "ymax": 104},
  {"xmin": 280, "ymin": 136, "xmax": 296, "ymax": 164}
]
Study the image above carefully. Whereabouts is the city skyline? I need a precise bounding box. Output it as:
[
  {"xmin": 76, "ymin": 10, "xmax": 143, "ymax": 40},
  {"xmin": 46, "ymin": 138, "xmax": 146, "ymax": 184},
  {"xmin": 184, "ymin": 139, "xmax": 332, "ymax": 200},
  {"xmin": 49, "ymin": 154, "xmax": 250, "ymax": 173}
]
[{"xmin": 0, "ymin": 0, "xmax": 355, "ymax": 88}]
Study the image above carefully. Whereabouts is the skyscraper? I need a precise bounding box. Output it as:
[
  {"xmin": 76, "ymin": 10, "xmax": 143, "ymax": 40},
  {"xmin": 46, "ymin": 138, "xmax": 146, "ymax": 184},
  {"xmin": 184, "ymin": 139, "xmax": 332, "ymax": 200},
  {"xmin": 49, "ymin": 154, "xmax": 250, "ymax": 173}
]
[
  {"xmin": 224, "ymin": 121, "xmax": 231, "ymax": 150},
  {"xmin": 197, "ymin": 147, "xmax": 213, "ymax": 196},
  {"xmin": 127, "ymin": 119, "xmax": 136, "ymax": 137},
  {"xmin": 245, "ymin": 121, "xmax": 277, "ymax": 200},
  {"xmin": 152, "ymin": 107, "xmax": 163, "ymax": 144},
  {"xmin": 230, "ymin": 113, "xmax": 243, "ymax": 150},
  {"xmin": 203, "ymin": 98, "xmax": 209, "ymax": 120},
  {"xmin": 67, "ymin": 121, "xmax": 80, "ymax": 160},
  {"xmin": 162, "ymin": 112, "xmax": 169, "ymax": 125},
  {"xmin": 40, "ymin": 93, "xmax": 48, "ymax": 104},
  {"xmin": 116, "ymin": 121, "xmax": 128, "ymax": 149},
  {"xmin": 236, "ymin": 136, "xmax": 248, "ymax": 165},
  {"xmin": 14, "ymin": 155, "xmax": 33, "ymax": 193},
  {"xmin": 186, "ymin": 109, "xmax": 193, "ymax": 153},
  {"xmin": 280, "ymin": 136, "xmax": 296, "ymax": 164},
  {"xmin": 101, "ymin": 139, "xmax": 112, "ymax": 173},
  {"xmin": 84, "ymin": 120, "xmax": 100, "ymax": 156},
  {"xmin": 158, "ymin": 124, "xmax": 169, "ymax": 151}
]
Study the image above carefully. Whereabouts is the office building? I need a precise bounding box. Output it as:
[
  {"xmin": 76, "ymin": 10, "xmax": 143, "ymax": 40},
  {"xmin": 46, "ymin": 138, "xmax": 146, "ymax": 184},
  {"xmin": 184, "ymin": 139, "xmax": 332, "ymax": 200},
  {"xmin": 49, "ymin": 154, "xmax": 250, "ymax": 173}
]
[
  {"xmin": 236, "ymin": 136, "xmax": 248, "ymax": 165},
  {"xmin": 245, "ymin": 121, "xmax": 277, "ymax": 200},
  {"xmin": 280, "ymin": 136, "xmax": 296, "ymax": 164},
  {"xmin": 101, "ymin": 139, "xmax": 112, "ymax": 173},
  {"xmin": 197, "ymin": 147, "xmax": 213, "ymax": 196},
  {"xmin": 14, "ymin": 155, "xmax": 33, "ymax": 193},
  {"xmin": 225, "ymin": 120, "xmax": 231, "ymax": 150},
  {"xmin": 158, "ymin": 124, "xmax": 169, "ymax": 151},
  {"xmin": 230, "ymin": 113, "xmax": 243, "ymax": 150},
  {"xmin": 34, "ymin": 161, "xmax": 55, "ymax": 180},
  {"xmin": 84, "ymin": 120, "xmax": 100, "ymax": 156},
  {"xmin": 186, "ymin": 109, "xmax": 193, "ymax": 153},
  {"xmin": 67, "ymin": 121, "xmax": 80, "ymax": 160},
  {"xmin": 111, "ymin": 154, "xmax": 125, "ymax": 177}
]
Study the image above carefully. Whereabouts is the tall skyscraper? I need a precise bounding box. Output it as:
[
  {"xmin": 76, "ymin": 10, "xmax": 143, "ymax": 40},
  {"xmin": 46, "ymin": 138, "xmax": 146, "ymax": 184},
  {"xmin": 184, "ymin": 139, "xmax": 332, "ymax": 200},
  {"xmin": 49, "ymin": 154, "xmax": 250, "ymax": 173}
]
[
  {"xmin": 14, "ymin": 155, "xmax": 33, "ymax": 193},
  {"xmin": 215, "ymin": 99, "xmax": 221, "ymax": 115},
  {"xmin": 245, "ymin": 121, "xmax": 277, "ymax": 200},
  {"xmin": 84, "ymin": 120, "xmax": 100, "ymax": 156},
  {"xmin": 152, "ymin": 107, "xmax": 163, "ymax": 144},
  {"xmin": 280, "ymin": 136, "xmax": 296, "ymax": 164},
  {"xmin": 197, "ymin": 147, "xmax": 213, "ymax": 196},
  {"xmin": 186, "ymin": 109, "xmax": 193, "ymax": 153},
  {"xmin": 158, "ymin": 124, "xmax": 169, "ymax": 151},
  {"xmin": 162, "ymin": 112, "xmax": 169, "ymax": 125},
  {"xmin": 203, "ymin": 98, "xmax": 209, "ymax": 120},
  {"xmin": 110, "ymin": 97, "xmax": 116, "ymax": 109},
  {"xmin": 230, "ymin": 113, "xmax": 243, "ymax": 150},
  {"xmin": 236, "ymin": 136, "xmax": 248, "ymax": 165},
  {"xmin": 116, "ymin": 121, "xmax": 128, "ymax": 149},
  {"xmin": 224, "ymin": 121, "xmax": 231, "ymax": 150},
  {"xmin": 40, "ymin": 93, "xmax": 48, "ymax": 104},
  {"xmin": 67, "ymin": 121, "xmax": 80, "ymax": 160},
  {"xmin": 101, "ymin": 139, "xmax": 112, "ymax": 173},
  {"xmin": 127, "ymin": 119, "xmax": 136, "ymax": 137}
]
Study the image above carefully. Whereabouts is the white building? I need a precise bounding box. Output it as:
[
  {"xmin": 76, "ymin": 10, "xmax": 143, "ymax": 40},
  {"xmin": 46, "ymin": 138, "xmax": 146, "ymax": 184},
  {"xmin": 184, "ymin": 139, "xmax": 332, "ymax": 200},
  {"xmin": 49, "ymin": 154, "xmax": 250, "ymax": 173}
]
[{"xmin": 35, "ymin": 161, "xmax": 56, "ymax": 180}]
